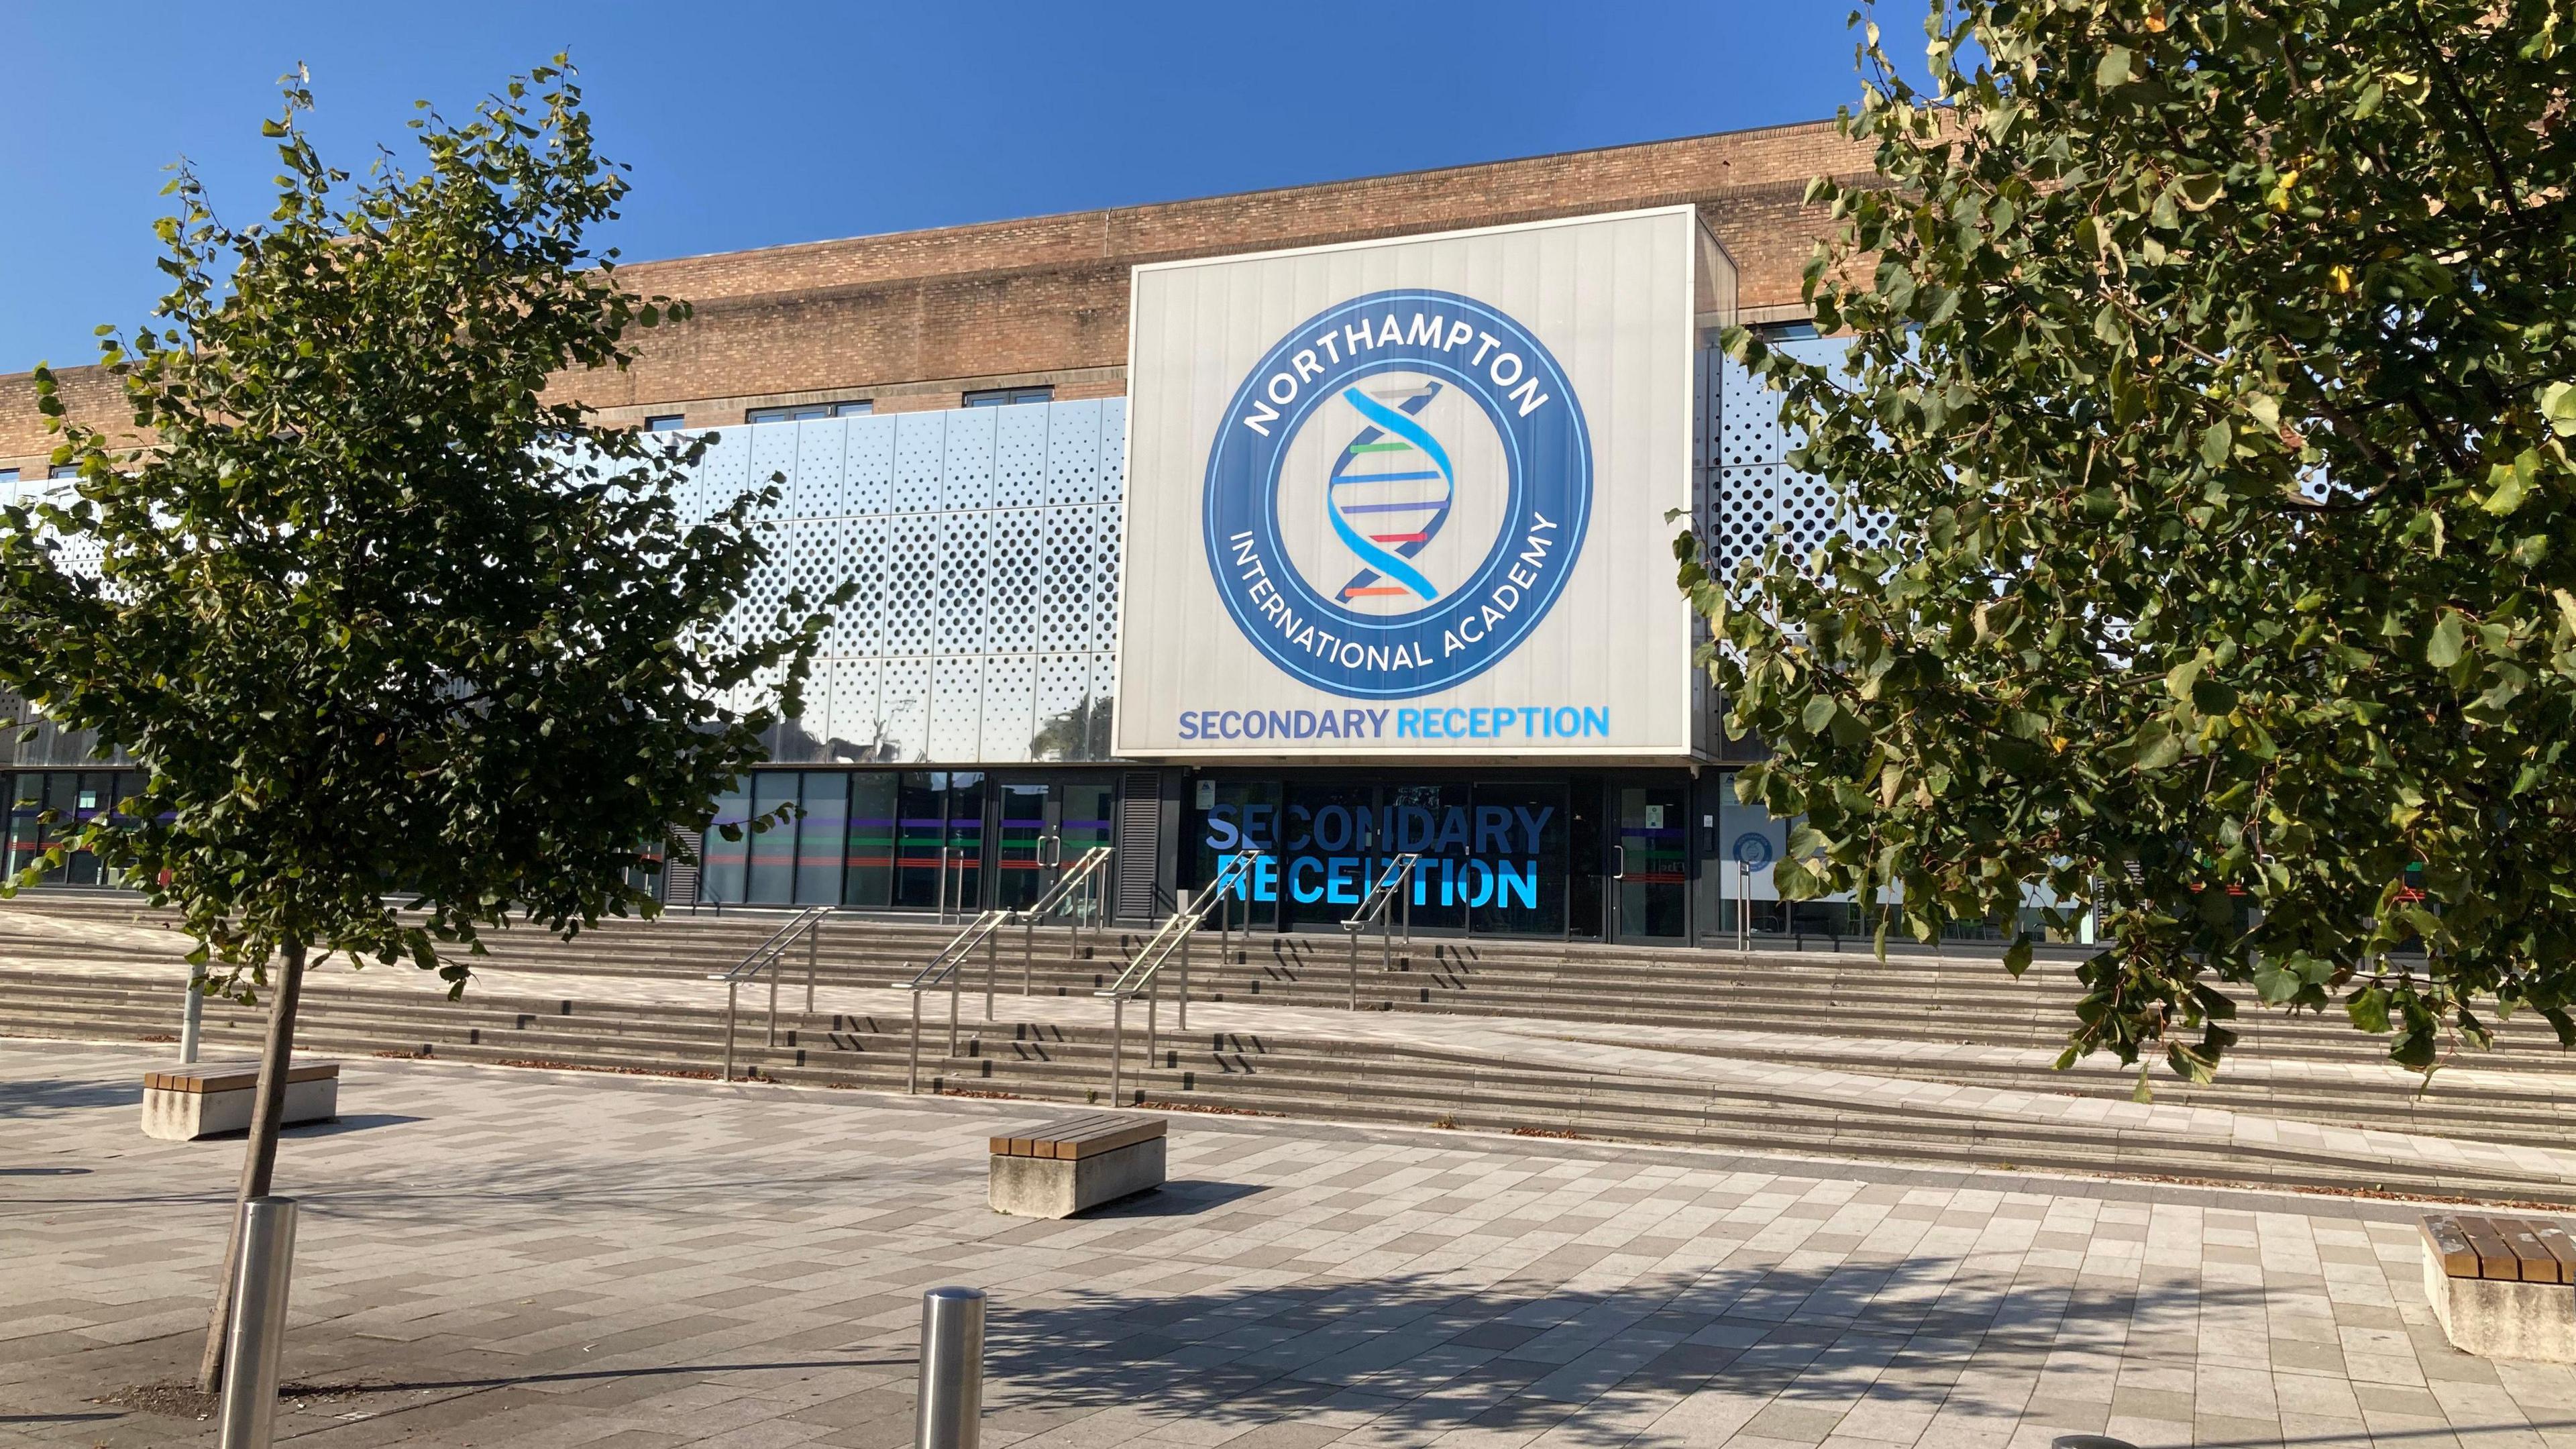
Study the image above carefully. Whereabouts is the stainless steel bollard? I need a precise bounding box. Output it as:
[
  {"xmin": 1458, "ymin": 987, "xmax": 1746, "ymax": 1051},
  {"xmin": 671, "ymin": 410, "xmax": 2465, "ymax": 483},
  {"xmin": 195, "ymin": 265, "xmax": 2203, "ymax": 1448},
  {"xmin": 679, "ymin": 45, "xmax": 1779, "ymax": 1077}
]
[
  {"xmin": 914, "ymin": 1285, "xmax": 985, "ymax": 1449},
  {"xmin": 180, "ymin": 965, "xmax": 206, "ymax": 1065},
  {"xmin": 218, "ymin": 1196, "xmax": 297, "ymax": 1449}
]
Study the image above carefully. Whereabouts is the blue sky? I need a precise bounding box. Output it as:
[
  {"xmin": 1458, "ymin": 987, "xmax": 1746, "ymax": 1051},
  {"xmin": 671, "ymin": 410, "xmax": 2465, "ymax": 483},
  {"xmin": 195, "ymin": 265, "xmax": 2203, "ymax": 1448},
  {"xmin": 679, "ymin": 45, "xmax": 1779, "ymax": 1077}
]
[{"xmin": 2, "ymin": 3, "xmax": 1890, "ymax": 372}]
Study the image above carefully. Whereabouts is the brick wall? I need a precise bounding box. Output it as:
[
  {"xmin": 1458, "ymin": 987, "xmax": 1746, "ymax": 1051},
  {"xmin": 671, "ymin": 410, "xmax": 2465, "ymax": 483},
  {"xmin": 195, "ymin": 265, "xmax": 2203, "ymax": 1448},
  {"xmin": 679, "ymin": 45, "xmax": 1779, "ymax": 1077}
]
[{"xmin": 1, "ymin": 118, "xmax": 1868, "ymax": 462}]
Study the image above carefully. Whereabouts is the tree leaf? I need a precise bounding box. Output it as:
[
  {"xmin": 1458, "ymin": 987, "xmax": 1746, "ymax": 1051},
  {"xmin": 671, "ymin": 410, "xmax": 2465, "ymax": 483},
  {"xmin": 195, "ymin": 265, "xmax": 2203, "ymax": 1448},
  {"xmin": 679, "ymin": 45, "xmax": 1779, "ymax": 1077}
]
[
  {"xmin": 2426, "ymin": 612, "xmax": 2467, "ymax": 667},
  {"xmin": 2098, "ymin": 46, "xmax": 2134, "ymax": 88}
]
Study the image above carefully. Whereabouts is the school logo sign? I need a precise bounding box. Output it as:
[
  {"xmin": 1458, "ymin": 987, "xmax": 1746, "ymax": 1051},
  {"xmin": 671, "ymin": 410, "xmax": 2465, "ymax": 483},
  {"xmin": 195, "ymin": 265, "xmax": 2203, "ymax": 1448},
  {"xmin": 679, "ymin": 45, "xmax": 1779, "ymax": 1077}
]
[{"xmin": 1201, "ymin": 289, "xmax": 1593, "ymax": 699}]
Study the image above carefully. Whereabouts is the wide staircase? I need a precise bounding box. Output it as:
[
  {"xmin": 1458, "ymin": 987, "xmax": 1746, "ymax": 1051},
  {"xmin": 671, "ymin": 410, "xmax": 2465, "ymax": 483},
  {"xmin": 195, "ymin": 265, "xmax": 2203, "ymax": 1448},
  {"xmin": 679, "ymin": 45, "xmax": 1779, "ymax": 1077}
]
[{"xmin": 5, "ymin": 892, "xmax": 2572, "ymax": 1203}]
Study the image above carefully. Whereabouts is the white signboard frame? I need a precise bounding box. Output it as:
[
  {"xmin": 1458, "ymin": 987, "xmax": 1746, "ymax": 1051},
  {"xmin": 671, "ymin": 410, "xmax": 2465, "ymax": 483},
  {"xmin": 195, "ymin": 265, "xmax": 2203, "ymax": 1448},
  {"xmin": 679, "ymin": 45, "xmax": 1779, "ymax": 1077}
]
[{"xmin": 1114, "ymin": 206, "xmax": 1723, "ymax": 761}]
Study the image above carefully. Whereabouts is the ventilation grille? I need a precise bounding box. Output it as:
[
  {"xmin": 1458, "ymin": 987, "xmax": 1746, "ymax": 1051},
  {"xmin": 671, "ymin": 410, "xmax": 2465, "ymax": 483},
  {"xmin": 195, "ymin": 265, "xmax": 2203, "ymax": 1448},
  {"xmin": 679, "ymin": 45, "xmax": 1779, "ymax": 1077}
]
[{"xmin": 1114, "ymin": 771, "xmax": 1162, "ymax": 921}]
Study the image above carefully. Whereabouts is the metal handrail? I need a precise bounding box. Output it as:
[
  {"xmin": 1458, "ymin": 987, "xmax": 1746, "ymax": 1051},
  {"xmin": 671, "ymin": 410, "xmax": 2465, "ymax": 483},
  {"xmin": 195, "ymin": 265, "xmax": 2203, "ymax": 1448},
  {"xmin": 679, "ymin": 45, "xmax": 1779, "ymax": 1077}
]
[
  {"xmin": 704, "ymin": 906, "xmax": 832, "ymax": 1081},
  {"xmin": 1094, "ymin": 849, "xmax": 1263, "ymax": 1104},
  {"xmin": 1015, "ymin": 845, "xmax": 1113, "ymax": 995},
  {"xmin": 905, "ymin": 907, "xmax": 1014, "ymax": 1093},
  {"xmin": 1340, "ymin": 853, "xmax": 1420, "ymax": 1010}
]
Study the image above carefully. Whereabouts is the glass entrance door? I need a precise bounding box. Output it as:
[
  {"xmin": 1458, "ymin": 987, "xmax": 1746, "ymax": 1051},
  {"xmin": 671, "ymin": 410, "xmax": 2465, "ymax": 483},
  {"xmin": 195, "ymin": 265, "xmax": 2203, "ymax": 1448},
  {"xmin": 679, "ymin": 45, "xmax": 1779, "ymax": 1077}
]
[
  {"xmin": 1611, "ymin": 783, "xmax": 1688, "ymax": 941},
  {"xmin": 985, "ymin": 777, "xmax": 1122, "ymax": 914},
  {"xmin": 992, "ymin": 781, "xmax": 1052, "ymax": 911},
  {"xmin": 894, "ymin": 771, "xmax": 983, "ymax": 912}
]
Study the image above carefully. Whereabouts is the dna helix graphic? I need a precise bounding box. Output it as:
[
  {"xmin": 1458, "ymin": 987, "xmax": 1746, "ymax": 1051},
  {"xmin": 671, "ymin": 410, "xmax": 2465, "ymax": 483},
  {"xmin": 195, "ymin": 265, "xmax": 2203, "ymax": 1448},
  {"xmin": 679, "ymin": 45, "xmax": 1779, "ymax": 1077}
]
[{"xmin": 1327, "ymin": 382, "xmax": 1456, "ymax": 606}]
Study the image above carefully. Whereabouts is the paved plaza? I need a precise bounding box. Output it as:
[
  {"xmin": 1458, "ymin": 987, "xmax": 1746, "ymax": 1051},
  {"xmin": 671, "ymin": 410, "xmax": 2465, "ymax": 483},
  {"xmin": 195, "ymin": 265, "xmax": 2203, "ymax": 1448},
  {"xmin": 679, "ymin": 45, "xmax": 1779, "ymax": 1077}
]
[{"xmin": 4, "ymin": 1041, "xmax": 2575, "ymax": 1448}]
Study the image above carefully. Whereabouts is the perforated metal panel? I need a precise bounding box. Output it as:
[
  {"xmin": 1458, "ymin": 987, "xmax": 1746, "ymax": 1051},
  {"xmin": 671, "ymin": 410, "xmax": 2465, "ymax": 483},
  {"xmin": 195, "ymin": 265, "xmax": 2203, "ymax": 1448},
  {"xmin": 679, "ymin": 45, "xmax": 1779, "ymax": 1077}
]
[
  {"xmin": 790, "ymin": 418, "xmax": 849, "ymax": 517},
  {"xmin": 1097, "ymin": 400, "xmax": 1128, "ymax": 506},
  {"xmin": 993, "ymin": 405, "xmax": 1049, "ymax": 509},
  {"xmin": 692, "ymin": 428, "xmax": 750, "ymax": 521},
  {"xmin": 892, "ymin": 412, "xmax": 945, "ymax": 513},
  {"xmin": 978, "ymin": 653, "xmax": 1037, "ymax": 760},
  {"xmin": 680, "ymin": 402, "xmax": 1126, "ymax": 764},
  {"xmin": 1709, "ymin": 342, "xmax": 1892, "ymax": 580},
  {"xmin": 1715, "ymin": 354, "xmax": 1785, "ymax": 468},
  {"xmin": 941, "ymin": 407, "xmax": 996, "ymax": 511},
  {"xmin": 1093, "ymin": 504, "xmax": 1123, "ymax": 647},
  {"xmin": 928, "ymin": 656, "xmax": 984, "ymax": 759},
  {"xmin": 1039, "ymin": 504, "xmax": 1101, "ymax": 652},
  {"xmin": 1033, "ymin": 653, "xmax": 1092, "ymax": 761},
  {"xmin": 817, "ymin": 657, "xmax": 882, "ymax": 761},
  {"xmin": 1045, "ymin": 400, "xmax": 1102, "ymax": 507},
  {"xmin": 747, "ymin": 421, "xmax": 799, "ymax": 515},
  {"xmin": 877, "ymin": 657, "xmax": 931, "ymax": 762},
  {"xmin": 845, "ymin": 415, "xmax": 896, "ymax": 515},
  {"xmin": 883, "ymin": 513, "xmax": 940, "ymax": 655},
  {"xmin": 934, "ymin": 512, "xmax": 991, "ymax": 655},
  {"xmin": 824, "ymin": 515, "xmax": 888, "ymax": 655},
  {"xmin": 985, "ymin": 508, "xmax": 1045, "ymax": 653}
]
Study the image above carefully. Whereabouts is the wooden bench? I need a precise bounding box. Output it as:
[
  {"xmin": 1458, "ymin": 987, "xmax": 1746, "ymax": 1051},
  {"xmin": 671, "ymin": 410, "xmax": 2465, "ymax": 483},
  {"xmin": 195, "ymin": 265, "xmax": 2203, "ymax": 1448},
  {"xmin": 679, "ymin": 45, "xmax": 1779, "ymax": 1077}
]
[
  {"xmin": 140, "ymin": 1060, "xmax": 340, "ymax": 1142},
  {"xmin": 2421, "ymin": 1213, "xmax": 2576, "ymax": 1362},
  {"xmin": 987, "ymin": 1114, "xmax": 1166, "ymax": 1218}
]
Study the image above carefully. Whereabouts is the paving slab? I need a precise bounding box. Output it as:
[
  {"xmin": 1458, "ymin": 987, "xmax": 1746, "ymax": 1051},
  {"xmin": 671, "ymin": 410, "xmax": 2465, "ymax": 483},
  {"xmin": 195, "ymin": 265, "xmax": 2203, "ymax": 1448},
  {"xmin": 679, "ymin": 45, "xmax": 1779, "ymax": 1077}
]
[{"xmin": 5, "ymin": 1040, "xmax": 2576, "ymax": 1447}]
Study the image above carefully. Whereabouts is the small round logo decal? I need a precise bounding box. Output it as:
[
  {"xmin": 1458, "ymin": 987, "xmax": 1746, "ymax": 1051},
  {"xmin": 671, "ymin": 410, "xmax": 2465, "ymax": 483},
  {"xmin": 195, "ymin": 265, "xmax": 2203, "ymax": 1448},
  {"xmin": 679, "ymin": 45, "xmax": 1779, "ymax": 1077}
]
[{"xmin": 1202, "ymin": 289, "xmax": 1592, "ymax": 699}]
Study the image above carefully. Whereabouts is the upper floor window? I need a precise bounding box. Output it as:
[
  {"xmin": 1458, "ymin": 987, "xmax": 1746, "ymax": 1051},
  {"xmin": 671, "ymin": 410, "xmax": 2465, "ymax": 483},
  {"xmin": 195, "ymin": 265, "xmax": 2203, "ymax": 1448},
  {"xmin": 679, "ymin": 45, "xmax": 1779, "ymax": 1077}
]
[
  {"xmin": 49, "ymin": 465, "xmax": 79, "ymax": 479},
  {"xmin": 1750, "ymin": 320, "xmax": 1820, "ymax": 343},
  {"xmin": 963, "ymin": 386, "xmax": 1052, "ymax": 407},
  {"xmin": 0, "ymin": 469, "xmax": 17, "ymax": 484},
  {"xmin": 747, "ymin": 399, "xmax": 872, "ymax": 423},
  {"xmin": 643, "ymin": 415, "xmax": 688, "ymax": 432}
]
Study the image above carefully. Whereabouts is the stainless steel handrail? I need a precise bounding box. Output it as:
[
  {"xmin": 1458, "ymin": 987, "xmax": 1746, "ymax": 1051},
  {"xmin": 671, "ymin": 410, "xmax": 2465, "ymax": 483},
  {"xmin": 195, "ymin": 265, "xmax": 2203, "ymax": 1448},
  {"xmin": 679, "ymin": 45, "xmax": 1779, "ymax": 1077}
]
[
  {"xmin": 1016, "ymin": 845, "xmax": 1113, "ymax": 995},
  {"xmin": 704, "ymin": 905, "xmax": 833, "ymax": 1081},
  {"xmin": 904, "ymin": 907, "xmax": 1014, "ymax": 1093},
  {"xmin": 1094, "ymin": 849, "xmax": 1263, "ymax": 1104},
  {"xmin": 1340, "ymin": 853, "xmax": 1420, "ymax": 1010}
]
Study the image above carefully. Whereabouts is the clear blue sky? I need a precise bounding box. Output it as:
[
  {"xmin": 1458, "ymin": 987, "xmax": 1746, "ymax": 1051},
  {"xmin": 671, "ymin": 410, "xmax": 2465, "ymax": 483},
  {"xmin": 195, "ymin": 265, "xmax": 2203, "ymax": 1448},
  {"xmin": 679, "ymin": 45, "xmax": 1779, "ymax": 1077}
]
[{"xmin": 2, "ymin": 2, "xmax": 1888, "ymax": 372}]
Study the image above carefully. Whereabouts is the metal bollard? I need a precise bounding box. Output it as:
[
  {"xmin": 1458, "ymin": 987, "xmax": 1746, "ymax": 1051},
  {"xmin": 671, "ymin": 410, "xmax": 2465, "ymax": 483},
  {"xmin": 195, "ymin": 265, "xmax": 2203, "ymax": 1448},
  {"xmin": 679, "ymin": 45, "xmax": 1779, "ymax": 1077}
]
[
  {"xmin": 218, "ymin": 1196, "xmax": 298, "ymax": 1449},
  {"xmin": 180, "ymin": 965, "xmax": 206, "ymax": 1065},
  {"xmin": 914, "ymin": 1285, "xmax": 985, "ymax": 1449}
]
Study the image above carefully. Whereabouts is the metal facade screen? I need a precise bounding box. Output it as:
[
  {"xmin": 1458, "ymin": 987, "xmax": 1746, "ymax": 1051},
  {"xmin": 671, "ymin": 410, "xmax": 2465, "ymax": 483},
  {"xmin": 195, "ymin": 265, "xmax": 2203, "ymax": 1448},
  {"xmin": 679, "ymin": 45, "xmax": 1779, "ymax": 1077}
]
[{"xmin": 1116, "ymin": 208, "xmax": 1722, "ymax": 761}]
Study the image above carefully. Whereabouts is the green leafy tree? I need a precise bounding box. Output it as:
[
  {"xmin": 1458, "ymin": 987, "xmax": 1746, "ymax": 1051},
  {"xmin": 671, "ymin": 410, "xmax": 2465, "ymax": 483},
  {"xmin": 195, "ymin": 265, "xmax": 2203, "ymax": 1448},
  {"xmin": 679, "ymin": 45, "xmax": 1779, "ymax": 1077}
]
[
  {"xmin": 0, "ymin": 62, "xmax": 832, "ymax": 1389},
  {"xmin": 1690, "ymin": 3, "xmax": 2576, "ymax": 1085}
]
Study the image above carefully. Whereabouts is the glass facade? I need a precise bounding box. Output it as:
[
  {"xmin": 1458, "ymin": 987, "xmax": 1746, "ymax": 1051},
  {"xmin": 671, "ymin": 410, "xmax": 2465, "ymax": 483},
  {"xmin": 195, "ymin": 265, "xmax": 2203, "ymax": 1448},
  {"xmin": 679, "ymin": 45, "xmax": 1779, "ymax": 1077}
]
[
  {"xmin": 1186, "ymin": 772, "xmax": 1656, "ymax": 941},
  {"xmin": 1, "ymin": 769, "xmax": 141, "ymax": 888},
  {"xmin": 695, "ymin": 768, "xmax": 1115, "ymax": 914}
]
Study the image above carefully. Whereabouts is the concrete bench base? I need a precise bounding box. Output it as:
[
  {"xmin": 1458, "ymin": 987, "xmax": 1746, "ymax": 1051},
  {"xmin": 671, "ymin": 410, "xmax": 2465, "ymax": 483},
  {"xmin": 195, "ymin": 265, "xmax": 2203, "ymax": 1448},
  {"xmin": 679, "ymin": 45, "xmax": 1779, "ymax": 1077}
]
[
  {"xmin": 141, "ymin": 1061, "xmax": 339, "ymax": 1142},
  {"xmin": 2425, "ymin": 1253, "xmax": 2576, "ymax": 1362},
  {"xmin": 2422, "ymin": 1214, "xmax": 2576, "ymax": 1362},
  {"xmin": 989, "ymin": 1136, "xmax": 1165, "ymax": 1218}
]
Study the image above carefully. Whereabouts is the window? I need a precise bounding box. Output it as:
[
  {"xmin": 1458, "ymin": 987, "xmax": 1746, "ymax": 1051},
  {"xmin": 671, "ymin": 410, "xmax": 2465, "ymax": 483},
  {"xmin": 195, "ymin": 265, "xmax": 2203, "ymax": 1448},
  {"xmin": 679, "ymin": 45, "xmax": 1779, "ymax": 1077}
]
[
  {"xmin": 962, "ymin": 386, "xmax": 1052, "ymax": 407},
  {"xmin": 643, "ymin": 414, "xmax": 688, "ymax": 432},
  {"xmin": 0, "ymin": 469, "xmax": 17, "ymax": 484},
  {"xmin": 49, "ymin": 465, "xmax": 78, "ymax": 479},
  {"xmin": 745, "ymin": 399, "xmax": 871, "ymax": 423},
  {"xmin": 1750, "ymin": 320, "xmax": 1821, "ymax": 343}
]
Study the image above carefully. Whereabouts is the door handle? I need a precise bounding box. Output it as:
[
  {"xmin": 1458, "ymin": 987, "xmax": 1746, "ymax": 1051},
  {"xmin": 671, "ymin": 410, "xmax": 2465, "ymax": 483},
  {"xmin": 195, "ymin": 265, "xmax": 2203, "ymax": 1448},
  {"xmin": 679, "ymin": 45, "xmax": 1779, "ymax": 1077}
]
[{"xmin": 1612, "ymin": 845, "xmax": 1627, "ymax": 879}]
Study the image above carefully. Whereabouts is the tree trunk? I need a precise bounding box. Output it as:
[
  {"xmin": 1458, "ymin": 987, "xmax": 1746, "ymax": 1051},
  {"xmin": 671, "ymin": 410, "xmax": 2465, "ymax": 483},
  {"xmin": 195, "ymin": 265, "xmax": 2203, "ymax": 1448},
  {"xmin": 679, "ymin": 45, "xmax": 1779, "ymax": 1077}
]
[{"xmin": 194, "ymin": 937, "xmax": 309, "ymax": 1394}]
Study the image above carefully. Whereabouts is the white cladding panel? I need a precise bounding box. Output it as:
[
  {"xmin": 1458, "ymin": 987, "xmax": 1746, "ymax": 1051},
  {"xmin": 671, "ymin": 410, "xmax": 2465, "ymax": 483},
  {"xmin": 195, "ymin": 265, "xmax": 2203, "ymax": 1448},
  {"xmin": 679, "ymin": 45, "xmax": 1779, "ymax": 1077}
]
[
  {"xmin": 694, "ymin": 400, "xmax": 1120, "ymax": 765},
  {"xmin": 1116, "ymin": 209, "xmax": 1703, "ymax": 760}
]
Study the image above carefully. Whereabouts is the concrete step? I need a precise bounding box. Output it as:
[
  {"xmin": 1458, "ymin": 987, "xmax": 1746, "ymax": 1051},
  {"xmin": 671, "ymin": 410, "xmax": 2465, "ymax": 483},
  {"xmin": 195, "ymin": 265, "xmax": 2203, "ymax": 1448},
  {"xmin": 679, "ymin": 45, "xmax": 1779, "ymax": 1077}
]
[{"xmin": 9, "ymin": 979, "xmax": 2571, "ymax": 1205}]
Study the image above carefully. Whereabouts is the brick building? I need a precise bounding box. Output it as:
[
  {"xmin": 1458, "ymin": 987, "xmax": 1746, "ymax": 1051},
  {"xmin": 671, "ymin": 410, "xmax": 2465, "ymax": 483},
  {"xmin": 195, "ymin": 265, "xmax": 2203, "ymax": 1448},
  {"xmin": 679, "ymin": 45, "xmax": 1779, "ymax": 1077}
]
[{"xmin": 3, "ymin": 120, "xmax": 1893, "ymax": 947}]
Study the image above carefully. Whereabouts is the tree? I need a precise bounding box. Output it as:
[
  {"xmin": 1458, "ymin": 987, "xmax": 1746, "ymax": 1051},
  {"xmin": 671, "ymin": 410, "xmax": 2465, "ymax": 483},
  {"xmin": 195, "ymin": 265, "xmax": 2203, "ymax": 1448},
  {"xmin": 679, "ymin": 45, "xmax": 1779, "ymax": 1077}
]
[
  {"xmin": 0, "ymin": 61, "xmax": 832, "ymax": 1390},
  {"xmin": 1689, "ymin": 2, "xmax": 2576, "ymax": 1087}
]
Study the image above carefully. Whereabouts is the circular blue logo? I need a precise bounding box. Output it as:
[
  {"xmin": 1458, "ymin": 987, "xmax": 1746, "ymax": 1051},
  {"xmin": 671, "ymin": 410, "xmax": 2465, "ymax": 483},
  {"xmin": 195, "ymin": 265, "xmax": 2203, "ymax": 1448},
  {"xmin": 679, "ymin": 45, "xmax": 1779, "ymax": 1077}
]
[
  {"xmin": 1202, "ymin": 289, "xmax": 1593, "ymax": 699},
  {"xmin": 1731, "ymin": 833, "xmax": 1776, "ymax": 869}
]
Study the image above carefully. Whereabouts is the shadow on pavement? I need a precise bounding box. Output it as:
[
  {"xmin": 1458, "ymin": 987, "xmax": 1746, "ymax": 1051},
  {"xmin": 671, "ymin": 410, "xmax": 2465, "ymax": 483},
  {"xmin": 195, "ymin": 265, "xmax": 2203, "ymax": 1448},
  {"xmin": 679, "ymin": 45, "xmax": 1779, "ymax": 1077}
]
[
  {"xmin": 1083, "ymin": 1179, "xmax": 1266, "ymax": 1218},
  {"xmin": 979, "ymin": 1256, "xmax": 2265, "ymax": 1448},
  {"xmin": 0, "ymin": 1076, "xmax": 144, "ymax": 1118}
]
